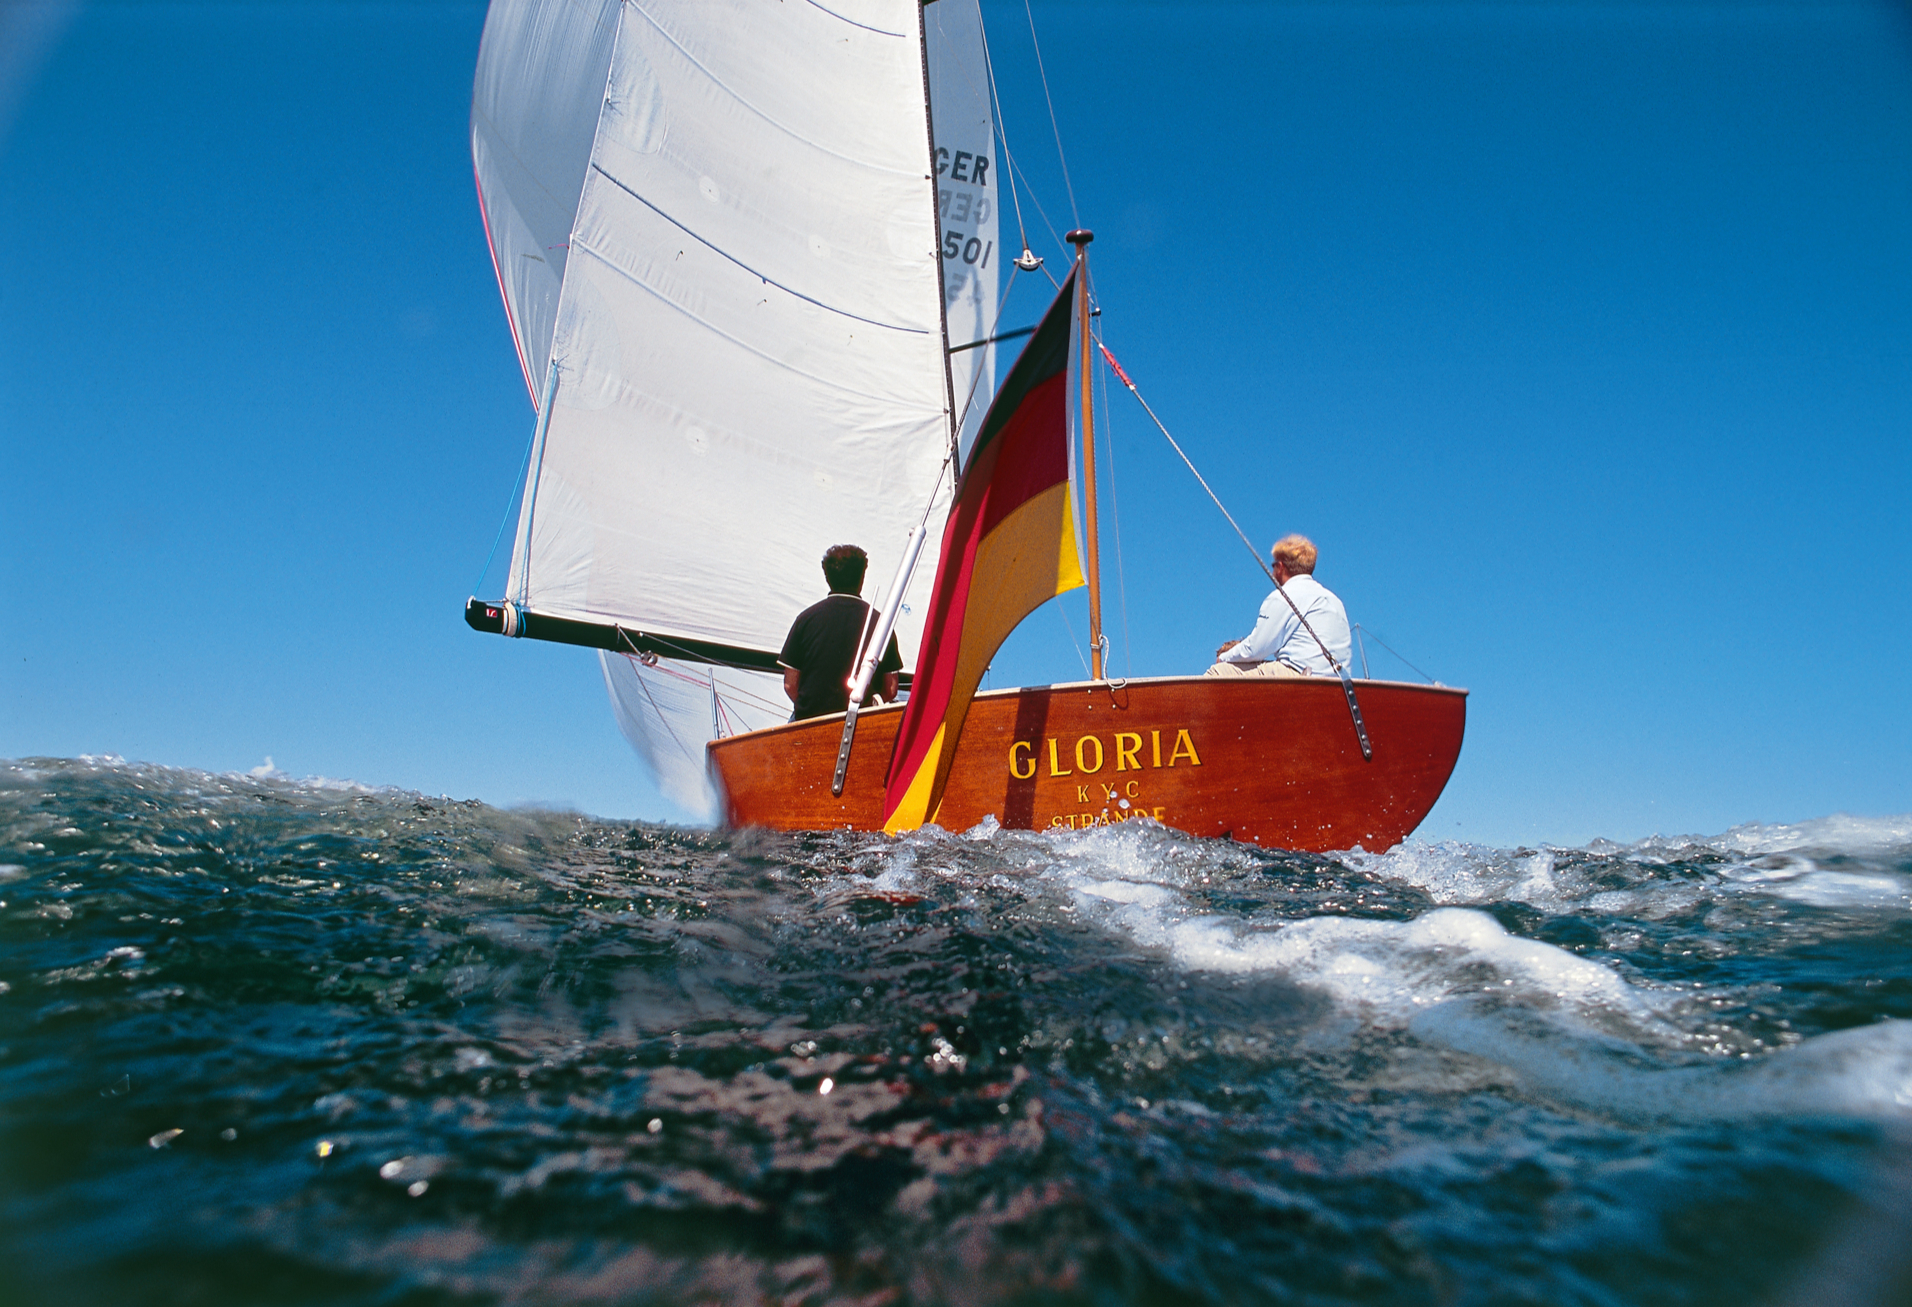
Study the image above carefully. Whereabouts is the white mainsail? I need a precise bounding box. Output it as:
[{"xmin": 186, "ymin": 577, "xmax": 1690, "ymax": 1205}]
[
  {"xmin": 472, "ymin": 0, "xmax": 998, "ymax": 819},
  {"xmin": 471, "ymin": 0, "xmax": 623, "ymax": 402}
]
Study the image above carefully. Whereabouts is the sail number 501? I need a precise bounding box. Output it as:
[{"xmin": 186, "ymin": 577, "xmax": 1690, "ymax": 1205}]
[{"xmin": 943, "ymin": 232, "xmax": 992, "ymax": 267}]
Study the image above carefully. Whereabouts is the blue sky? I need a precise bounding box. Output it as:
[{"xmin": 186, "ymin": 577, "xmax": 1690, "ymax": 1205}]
[{"xmin": 3, "ymin": 0, "xmax": 1908, "ymax": 846}]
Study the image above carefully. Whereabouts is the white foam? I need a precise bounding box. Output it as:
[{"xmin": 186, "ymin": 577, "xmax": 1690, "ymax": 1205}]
[
  {"xmin": 1350, "ymin": 842, "xmax": 1566, "ymax": 909},
  {"xmin": 1350, "ymin": 814, "xmax": 1912, "ymax": 918},
  {"xmin": 1713, "ymin": 813, "xmax": 1912, "ymax": 856},
  {"xmin": 1017, "ymin": 822, "xmax": 1912, "ymax": 1123},
  {"xmin": 1732, "ymin": 1020, "xmax": 1912, "ymax": 1116},
  {"xmin": 1416, "ymin": 1006, "xmax": 1912, "ymax": 1122},
  {"xmin": 1075, "ymin": 877, "xmax": 1176, "ymax": 909},
  {"xmin": 1150, "ymin": 906, "xmax": 1660, "ymax": 1031},
  {"xmin": 12, "ymin": 754, "xmax": 386, "ymax": 800},
  {"xmin": 1348, "ymin": 839, "xmax": 1716, "ymax": 918},
  {"xmin": 1718, "ymin": 853, "xmax": 1912, "ymax": 910},
  {"xmin": 1035, "ymin": 826, "xmax": 1670, "ymax": 1032}
]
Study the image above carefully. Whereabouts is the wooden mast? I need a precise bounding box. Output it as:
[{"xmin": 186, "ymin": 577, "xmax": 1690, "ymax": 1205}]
[{"xmin": 1066, "ymin": 229, "xmax": 1103, "ymax": 680}]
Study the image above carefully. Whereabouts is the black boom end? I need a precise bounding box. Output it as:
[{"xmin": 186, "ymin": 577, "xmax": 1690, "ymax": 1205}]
[{"xmin": 465, "ymin": 597, "xmax": 510, "ymax": 635}]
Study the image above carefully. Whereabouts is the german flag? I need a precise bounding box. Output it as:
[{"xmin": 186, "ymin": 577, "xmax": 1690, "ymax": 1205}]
[{"xmin": 883, "ymin": 270, "xmax": 1087, "ymax": 832}]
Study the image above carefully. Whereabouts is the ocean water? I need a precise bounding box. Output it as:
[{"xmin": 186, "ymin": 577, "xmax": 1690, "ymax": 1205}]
[{"xmin": 4, "ymin": 758, "xmax": 1911, "ymax": 1307}]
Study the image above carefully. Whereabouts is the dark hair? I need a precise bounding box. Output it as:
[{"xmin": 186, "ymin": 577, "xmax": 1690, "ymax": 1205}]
[{"xmin": 821, "ymin": 544, "xmax": 868, "ymax": 594}]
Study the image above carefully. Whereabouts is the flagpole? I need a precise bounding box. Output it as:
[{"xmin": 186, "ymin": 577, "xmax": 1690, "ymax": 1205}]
[{"xmin": 1066, "ymin": 229, "xmax": 1103, "ymax": 681}]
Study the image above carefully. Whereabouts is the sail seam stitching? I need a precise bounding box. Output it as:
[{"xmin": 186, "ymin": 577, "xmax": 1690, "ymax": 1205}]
[
  {"xmin": 568, "ymin": 233, "xmax": 938, "ymax": 408},
  {"xmin": 800, "ymin": 0, "xmax": 910, "ymax": 38},
  {"xmin": 626, "ymin": 2, "xmax": 919, "ymax": 176},
  {"xmin": 588, "ymin": 164, "xmax": 932, "ymax": 335}
]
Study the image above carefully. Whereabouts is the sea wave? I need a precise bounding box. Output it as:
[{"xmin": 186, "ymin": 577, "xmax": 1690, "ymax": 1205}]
[{"xmin": 4, "ymin": 756, "xmax": 1910, "ymax": 1305}]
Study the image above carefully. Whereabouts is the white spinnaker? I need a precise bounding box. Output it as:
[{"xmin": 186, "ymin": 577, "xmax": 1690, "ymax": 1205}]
[
  {"xmin": 471, "ymin": 0, "xmax": 621, "ymax": 404},
  {"xmin": 926, "ymin": 0, "xmax": 999, "ymax": 464}
]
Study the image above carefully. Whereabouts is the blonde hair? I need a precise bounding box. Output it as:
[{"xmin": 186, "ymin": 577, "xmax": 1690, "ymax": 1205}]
[{"xmin": 1271, "ymin": 534, "xmax": 1317, "ymax": 575}]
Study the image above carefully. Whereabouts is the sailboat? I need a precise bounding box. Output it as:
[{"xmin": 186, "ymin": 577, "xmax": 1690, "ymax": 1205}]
[{"xmin": 464, "ymin": 0, "xmax": 1465, "ymax": 853}]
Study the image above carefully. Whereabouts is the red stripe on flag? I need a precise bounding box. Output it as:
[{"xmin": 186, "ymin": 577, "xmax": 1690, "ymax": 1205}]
[{"xmin": 977, "ymin": 373, "xmax": 1071, "ymax": 537}]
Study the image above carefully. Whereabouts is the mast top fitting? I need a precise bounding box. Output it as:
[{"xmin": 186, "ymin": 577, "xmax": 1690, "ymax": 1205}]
[{"xmin": 1065, "ymin": 229, "xmax": 1094, "ymax": 247}]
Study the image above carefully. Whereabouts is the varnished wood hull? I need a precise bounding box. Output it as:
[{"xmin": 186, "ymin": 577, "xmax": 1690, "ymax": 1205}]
[{"xmin": 707, "ymin": 676, "xmax": 1465, "ymax": 852}]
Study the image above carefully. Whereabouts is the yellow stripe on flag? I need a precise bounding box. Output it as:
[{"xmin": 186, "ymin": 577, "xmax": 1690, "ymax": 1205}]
[
  {"xmin": 882, "ymin": 723, "xmax": 947, "ymax": 834},
  {"xmin": 1057, "ymin": 491, "xmax": 1086, "ymax": 595}
]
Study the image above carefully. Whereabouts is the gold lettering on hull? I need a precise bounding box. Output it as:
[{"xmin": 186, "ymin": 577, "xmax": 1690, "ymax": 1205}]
[
  {"xmin": 1016, "ymin": 729, "xmax": 1202, "ymax": 779},
  {"xmin": 1075, "ymin": 736, "xmax": 1104, "ymax": 774},
  {"xmin": 1015, "ymin": 729, "xmax": 1202, "ymax": 831},
  {"xmin": 1049, "ymin": 807, "xmax": 1167, "ymax": 830}
]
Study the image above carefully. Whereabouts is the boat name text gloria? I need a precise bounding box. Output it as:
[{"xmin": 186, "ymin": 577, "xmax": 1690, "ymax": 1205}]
[{"xmin": 1007, "ymin": 729, "xmax": 1204, "ymax": 780}]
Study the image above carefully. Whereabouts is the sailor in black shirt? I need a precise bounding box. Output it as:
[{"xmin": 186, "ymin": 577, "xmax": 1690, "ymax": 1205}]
[{"xmin": 778, "ymin": 545, "xmax": 903, "ymax": 721}]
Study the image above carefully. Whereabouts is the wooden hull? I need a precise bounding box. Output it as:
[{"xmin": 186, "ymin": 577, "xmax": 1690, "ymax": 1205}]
[{"xmin": 707, "ymin": 676, "xmax": 1465, "ymax": 852}]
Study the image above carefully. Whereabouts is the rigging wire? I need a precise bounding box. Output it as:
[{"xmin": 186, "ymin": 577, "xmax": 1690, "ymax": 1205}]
[
  {"xmin": 952, "ymin": 265, "xmax": 1023, "ymax": 439},
  {"xmin": 1001, "ymin": 148, "xmax": 1069, "ymax": 285},
  {"xmin": 1097, "ymin": 342, "xmax": 1275, "ymax": 589},
  {"xmin": 1022, "ymin": 0, "xmax": 1079, "ymax": 229},
  {"xmin": 1054, "ymin": 597, "xmax": 1093, "ymax": 679},
  {"xmin": 719, "ymin": 682, "xmax": 794, "ymax": 716},
  {"xmin": 1351, "ymin": 624, "xmax": 1436, "ymax": 684},
  {"xmin": 615, "ymin": 640, "xmax": 702, "ymax": 766},
  {"xmin": 976, "ymin": 1, "xmax": 1033, "ymax": 263},
  {"xmin": 707, "ymin": 671, "xmax": 791, "ymax": 719},
  {"xmin": 1091, "ymin": 317, "xmax": 1133, "ymax": 681},
  {"xmin": 617, "ymin": 648, "xmax": 792, "ymax": 750},
  {"xmin": 610, "ymin": 628, "xmax": 879, "ymax": 721},
  {"xmin": 974, "ymin": 0, "xmax": 1073, "ymax": 280},
  {"xmin": 612, "ymin": 629, "xmax": 790, "ymax": 717},
  {"xmin": 470, "ymin": 425, "xmax": 538, "ymax": 595}
]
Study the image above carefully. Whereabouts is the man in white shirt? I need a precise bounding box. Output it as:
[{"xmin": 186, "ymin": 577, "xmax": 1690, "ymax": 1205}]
[{"xmin": 1205, "ymin": 534, "xmax": 1351, "ymax": 678}]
